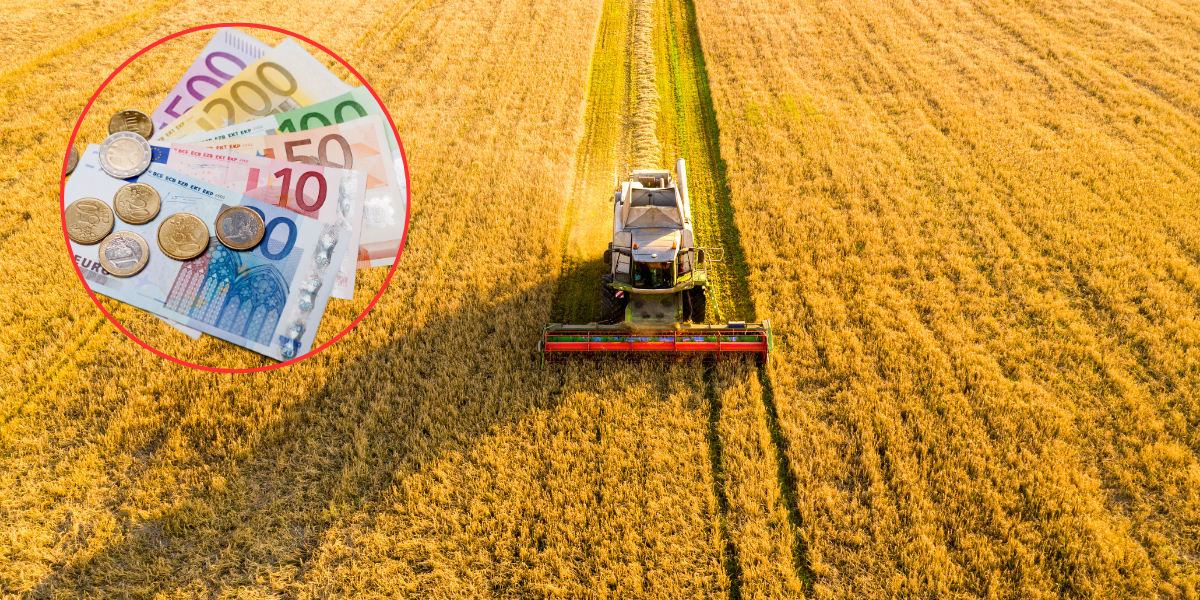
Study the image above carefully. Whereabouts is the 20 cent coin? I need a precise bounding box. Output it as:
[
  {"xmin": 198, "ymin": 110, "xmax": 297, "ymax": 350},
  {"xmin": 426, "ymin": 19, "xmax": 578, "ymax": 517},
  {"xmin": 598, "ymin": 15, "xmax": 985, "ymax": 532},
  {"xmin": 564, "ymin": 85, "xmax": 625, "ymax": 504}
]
[
  {"xmin": 65, "ymin": 198, "xmax": 114, "ymax": 245},
  {"xmin": 108, "ymin": 109, "xmax": 154, "ymax": 139},
  {"xmin": 97, "ymin": 231, "xmax": 150, "ymax": 277},
  {"xmin": 215, "ymin": 206, "xmax": 266, "ymax": 251},
  {"xmin": 157, "ymin": 213, "xmax": 210, "ymax": 260},
  {"xmin": 113, "ymin": 182, "xmax": 161, "ymax": 225},
  {"xmin": 98, "ymin": 131, "xmax": 151, "ymax": 179}
]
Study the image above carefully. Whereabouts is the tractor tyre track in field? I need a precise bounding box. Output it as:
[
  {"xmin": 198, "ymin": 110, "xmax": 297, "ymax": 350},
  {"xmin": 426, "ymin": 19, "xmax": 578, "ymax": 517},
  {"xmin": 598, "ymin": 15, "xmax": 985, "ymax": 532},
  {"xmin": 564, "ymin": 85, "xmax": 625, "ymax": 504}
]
[{"xmin": 550, "ymin": 0, "xmax": 815, "ymax": 593}]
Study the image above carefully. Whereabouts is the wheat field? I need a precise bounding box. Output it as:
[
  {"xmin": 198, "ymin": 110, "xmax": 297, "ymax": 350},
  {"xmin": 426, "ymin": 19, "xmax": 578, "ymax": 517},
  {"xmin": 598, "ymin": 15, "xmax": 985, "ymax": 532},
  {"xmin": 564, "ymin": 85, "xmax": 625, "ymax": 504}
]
[{"xmin": 2, "ymin": 0, "xmax": 1198, "ymax": 597}]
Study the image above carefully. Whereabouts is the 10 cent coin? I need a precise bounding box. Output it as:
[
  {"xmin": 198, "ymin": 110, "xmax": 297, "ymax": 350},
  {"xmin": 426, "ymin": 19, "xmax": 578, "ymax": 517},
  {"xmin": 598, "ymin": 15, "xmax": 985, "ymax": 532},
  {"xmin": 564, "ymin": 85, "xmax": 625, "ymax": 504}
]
[
  {"xmin": 157, "ymin": 213, "xmax": 210, "ymax": 261},
  {"xmin": 108, "ymin": 109, "xmax": 154, "ymax": 139},
  {"xmin": 65, "ymin": 198, "xmax": 115, "ymax": 245},
  {"xmin": 215, "ymin": 206, "xmax": 266, "ymax": 251},
  {"xmin": 98, "ymin": 131, "xmax": 152, "ymax": 179},
  {"xmin": 97, "ymin": 231, "xmax": 150, "ymax": 277},
  {"xmin": 113, "ymin": 182, "xmax": 161, "ymax": 225}
]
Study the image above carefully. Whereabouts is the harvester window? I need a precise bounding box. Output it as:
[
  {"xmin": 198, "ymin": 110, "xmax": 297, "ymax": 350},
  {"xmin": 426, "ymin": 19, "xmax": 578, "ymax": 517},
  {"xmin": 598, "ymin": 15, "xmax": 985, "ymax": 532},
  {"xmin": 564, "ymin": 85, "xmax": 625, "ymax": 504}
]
[
  {"xmin": 633, "ymin": 261, "xmax": 674, "ymax": 290},
  {"xmin": 678, "ymin": 251, "xmax": 692, "ymax": 276}
]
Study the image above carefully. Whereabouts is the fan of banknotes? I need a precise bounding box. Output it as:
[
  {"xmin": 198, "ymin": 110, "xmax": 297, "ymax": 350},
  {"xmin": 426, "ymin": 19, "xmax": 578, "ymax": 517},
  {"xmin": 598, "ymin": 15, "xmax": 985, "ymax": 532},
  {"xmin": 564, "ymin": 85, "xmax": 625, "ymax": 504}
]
[{"xmin": 62, "ymin": 28, "xmax": 408, "ymax": 362}]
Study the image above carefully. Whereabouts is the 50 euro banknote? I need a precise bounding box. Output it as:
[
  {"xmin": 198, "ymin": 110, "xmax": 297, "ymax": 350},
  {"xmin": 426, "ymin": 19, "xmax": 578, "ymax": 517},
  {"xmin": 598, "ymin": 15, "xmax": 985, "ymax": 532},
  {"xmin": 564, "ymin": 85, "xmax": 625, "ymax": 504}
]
[
  {"xmin": 183, "ymin": 114, "xmax": 403, "ymax": 269},
  {"xmin": 155, "ymin": 38, "xmax": 352, "ymax": 142},
  {"xmin": 178, "ymin": 87, "xmax": 408, "ymax": 267},
  {"xmin": 150, "ymin": 143, "xmax": 365, "ymax": 299},
  {"xmin": 150, "ymin": 27, "xmax": 271, "ymax": 133},
  {"xmin": 64, "ymin": 147, "xmax": 349, "ymax": 361}
]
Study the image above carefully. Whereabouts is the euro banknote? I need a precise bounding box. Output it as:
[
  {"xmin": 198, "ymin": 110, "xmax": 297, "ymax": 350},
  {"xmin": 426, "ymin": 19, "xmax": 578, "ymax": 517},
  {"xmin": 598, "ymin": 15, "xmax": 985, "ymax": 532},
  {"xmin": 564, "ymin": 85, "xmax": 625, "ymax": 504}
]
[
  {"xmin": 150, "ymin": 28, "xmax": 270, "ymax": 133},
  {"xmin": 155, "ymin": 38, "xmax": 352, "ymax": 142},
  {"xmin": 177, "ymin": 87, "xmax": 408, "ymax": 267},
  {"xmin": 185, "ymin": 115, "xmax": 403, "ymax": 269},
  {"xmin": 150, "ymin": 143, "xmax": 365, "ymax": 298},
  {"xmin": 65, "ymin": 146, "xmax": 349, "ymax": 361}
]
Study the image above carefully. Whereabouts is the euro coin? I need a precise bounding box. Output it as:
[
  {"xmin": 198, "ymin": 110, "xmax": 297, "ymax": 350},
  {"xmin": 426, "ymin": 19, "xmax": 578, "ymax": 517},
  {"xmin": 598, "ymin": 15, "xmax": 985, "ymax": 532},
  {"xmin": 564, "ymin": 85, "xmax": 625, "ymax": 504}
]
[
  {"xmin": 108, "ymin": 109, "xmax": 154, "ymax": 139},
  {"xmin": 97, "ymin": 231, "xmax": 149, "ymax": 277},
  {"xmin": 157, "ymin": 213, "xmax": 210, "ymax": 261},
  {"xmin": 113, "ymin": 182, "xmax": 161, "ymax": 225},
  {"xmin": 215, "ymin": 206, "xmax": 265, "ymax": 251},
  {"xmin": 98, "ymin": 132, "xmax": 151, "ymax": 179},
  {"xmin": 66, "ymin": 144, "xmax": 80, "ymax": 176},
  {"xmin": 64, "ymin": 198, "xmax": 114, "ymax": 245}
]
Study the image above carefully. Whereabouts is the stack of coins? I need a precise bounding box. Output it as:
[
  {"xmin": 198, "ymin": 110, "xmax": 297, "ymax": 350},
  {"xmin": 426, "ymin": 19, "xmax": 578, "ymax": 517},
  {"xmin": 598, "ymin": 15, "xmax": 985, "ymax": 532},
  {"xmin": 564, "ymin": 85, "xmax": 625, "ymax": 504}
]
[{"xmin": 65, "ymin": 109, "xmax": 267, "ymax": 278}]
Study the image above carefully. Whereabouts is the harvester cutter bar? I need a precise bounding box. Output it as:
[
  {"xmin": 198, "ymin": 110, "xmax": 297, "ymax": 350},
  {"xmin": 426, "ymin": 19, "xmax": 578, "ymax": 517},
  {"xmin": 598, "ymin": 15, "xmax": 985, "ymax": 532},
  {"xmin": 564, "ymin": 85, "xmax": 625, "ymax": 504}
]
[{"xmin": 539, "ymin": 321, "xmax": 772, "ymax": 366}]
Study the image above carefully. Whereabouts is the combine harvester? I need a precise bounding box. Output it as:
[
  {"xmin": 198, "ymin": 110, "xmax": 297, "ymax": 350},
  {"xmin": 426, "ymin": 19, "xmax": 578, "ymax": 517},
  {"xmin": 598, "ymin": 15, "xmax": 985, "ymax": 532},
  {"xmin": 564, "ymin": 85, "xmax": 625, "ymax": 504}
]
[{"xmin": 540, "ymin": 159, "xmax": 773, "ymax": 365}]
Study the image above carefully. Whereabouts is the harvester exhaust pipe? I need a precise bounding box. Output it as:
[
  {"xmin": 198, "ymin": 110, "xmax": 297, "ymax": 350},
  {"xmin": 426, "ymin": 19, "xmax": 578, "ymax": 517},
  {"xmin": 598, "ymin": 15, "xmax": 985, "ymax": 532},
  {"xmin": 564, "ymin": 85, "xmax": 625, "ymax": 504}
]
[{"xmin": 676, "ymin": 158, "xmax": 693, "ymax": 224}]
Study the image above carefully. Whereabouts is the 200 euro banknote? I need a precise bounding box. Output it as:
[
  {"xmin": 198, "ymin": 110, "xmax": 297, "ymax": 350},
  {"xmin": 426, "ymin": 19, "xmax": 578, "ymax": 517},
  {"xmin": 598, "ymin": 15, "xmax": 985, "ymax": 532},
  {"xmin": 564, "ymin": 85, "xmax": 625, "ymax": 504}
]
[
  {"xmin": 150, "ymin": 28, "xmax": 271, "ymax": 133},
  {"xmin": 150, "ymin": 143, "xmax": 365, "ymax": 298},
  {"xmin": 155, "ymin": 39, "xmax": 352, "ymax": 142},
  {"xmin": 184, "ymin": 114, "xmax": 402, "ymax": 269},
  {"xmin": 64, "ymin": 146, "xmax": 349, "ymax": 361}
]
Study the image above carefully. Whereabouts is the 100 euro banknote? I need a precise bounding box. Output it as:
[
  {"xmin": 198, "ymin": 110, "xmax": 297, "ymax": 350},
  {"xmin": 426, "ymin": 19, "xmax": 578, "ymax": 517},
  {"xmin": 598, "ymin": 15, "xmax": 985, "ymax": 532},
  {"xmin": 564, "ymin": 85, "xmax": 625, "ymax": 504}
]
[
  {"xmin": 150, "ymin": 27, "xmax": 271, "ymax": 132},
  {"xmin": 64, "ymin": 147, "xmax": 349, "ymax": 361},
  {"xmin": 185, "ymin": 114, "xmax": 403, "ymax": 269},
  {"xmin": 155, "ymin": 38, "xmax": 352, "ymax": 142},
  {"xmin": 178, "ymin": 87, "xmax": 408, "ymax": 267},
  {"xmin": 150, "ymin": 143, "xmax": 365, "ymax": 298}
]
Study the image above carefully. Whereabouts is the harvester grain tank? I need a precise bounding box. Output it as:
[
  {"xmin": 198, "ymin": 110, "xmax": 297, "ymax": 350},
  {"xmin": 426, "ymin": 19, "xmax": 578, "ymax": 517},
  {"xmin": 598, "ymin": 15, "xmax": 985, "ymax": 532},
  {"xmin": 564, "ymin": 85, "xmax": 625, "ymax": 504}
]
[{"xmin": 540, "ymin": 159, "xmax": 772, "ymax": 364}]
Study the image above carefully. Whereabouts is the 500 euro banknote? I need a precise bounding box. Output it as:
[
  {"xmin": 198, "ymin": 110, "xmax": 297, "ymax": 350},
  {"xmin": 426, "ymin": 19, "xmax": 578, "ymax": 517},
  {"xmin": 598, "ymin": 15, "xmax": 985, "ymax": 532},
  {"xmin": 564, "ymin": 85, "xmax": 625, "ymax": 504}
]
[
  {"xmin": 155, "ymin": 38, "xmax": 351, "ymax": 142},
  {"xmin": 185, "ymin": 114, "xmax": 403, "ymax": 269},
  {"xmin": 179, "ymin": 87, "xmax": 408, "ymax": 267},
  {"xmin": 64, "ymin": 147, "xmax": 349, "ymax": 361},
  {"xmin": 150, "ymin": 143, "xmax": 365, "ymax": 298},
  {"xmin": 150, "ymin": 27, "xmax": 271, "ymax": 133}
]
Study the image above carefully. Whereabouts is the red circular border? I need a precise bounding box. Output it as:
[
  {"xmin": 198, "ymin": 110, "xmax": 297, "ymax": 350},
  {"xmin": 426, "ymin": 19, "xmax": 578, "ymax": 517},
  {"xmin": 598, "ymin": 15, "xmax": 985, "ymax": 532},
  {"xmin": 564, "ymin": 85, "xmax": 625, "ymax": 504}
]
[{"xmin": 60, "ymin": 23, "xmax": 411, "ymax": 373}]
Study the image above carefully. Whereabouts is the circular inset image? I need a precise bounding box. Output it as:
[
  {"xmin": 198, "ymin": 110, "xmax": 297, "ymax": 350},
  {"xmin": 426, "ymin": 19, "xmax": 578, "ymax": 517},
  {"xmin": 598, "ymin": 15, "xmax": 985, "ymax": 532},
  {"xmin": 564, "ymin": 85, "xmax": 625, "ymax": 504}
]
[
  {"xmin": 97, "ymin": 231, "xmax": 150, "ymax": 277},
  {"xmin": 60, "ymin": 23, "xmax": 410, "ymax": 372},
  {"xmin": 216, "ymin": 206, "xmax": 266, "ymax": 251},
  {"xmin": 98, "ymin": 131, "xmax": 151, "ymax": 179},
  {"xmin": 65, "ymin": 198, "xmax": 114, "ymax": 245},
  {"xmin": 113, "ymin": 182, "xmax": 161, "ymax": 225},
  {"xmin": 108, "ymin": 109, "xmax": 154, "ymax": 139},
  {"xmin": 157, "ymin": 213, "xmax": 210, "ymax": 260}
]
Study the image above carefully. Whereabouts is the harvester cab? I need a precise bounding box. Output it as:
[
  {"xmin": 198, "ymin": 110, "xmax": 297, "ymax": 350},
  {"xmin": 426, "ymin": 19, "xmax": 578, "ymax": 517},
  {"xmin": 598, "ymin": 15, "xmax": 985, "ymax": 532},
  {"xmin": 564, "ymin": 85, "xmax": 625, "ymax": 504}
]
[{"xmin": 540, "ymin": 159, "xmax": 773, "ymax": 365}]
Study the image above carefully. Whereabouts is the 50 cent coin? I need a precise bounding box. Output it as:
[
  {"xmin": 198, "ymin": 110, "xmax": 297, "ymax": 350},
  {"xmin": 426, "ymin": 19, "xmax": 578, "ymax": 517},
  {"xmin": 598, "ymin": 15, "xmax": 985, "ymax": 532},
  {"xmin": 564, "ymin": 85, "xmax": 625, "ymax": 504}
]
[
  {"xmin": 108, "ymin": 109, "xmax": 154, "ymax": 139},
  {"xmin": 65, "ymin": 198, "xmax": 115, "ymax": 245}
]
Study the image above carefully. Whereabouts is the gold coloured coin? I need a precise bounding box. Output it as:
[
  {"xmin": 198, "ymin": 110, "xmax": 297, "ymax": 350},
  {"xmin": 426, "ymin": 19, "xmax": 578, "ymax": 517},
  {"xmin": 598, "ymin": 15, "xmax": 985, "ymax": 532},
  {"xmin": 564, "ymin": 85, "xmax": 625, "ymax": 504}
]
[
  {"xmin": 157, "ymin": 213, "xmax": 210, "ymax": 261},
  {"xmin": 113, "ymin": 182, "xmax": 161, "ymax": 225},
  {"xmin": 66, "ymin": 144, "xmax": 80, "ymax": 176},
  {"xmin": 108, "ymin": 109, "xmax": 154, "ymax": 139},
  {"xmin": 64, "ymin": 198, "xmax": 114, "ymax": 245},
  {"xmin": 215, "ymin": 206, "xmax": 266, "ymax": 251},
  {"xmin": 97, "ymin": 231, "xmax": 149, "ymax": 277}
]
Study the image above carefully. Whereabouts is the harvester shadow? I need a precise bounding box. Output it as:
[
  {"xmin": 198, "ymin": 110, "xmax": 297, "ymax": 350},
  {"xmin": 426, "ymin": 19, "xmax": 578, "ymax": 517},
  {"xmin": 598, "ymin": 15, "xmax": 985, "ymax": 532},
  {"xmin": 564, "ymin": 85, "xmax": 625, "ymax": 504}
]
[{"xmin": 30, "ymin": 277, "xmax": 575, "ymax": 597}]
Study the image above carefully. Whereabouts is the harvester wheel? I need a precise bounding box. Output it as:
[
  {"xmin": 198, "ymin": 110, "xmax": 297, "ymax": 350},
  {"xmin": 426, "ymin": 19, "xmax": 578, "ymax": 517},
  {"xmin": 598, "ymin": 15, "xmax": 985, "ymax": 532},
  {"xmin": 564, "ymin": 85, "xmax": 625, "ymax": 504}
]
[
  {"xmin": 685, "ymin": 286, "xmax": 707, "ymax": 323},
  {"xmin": 599, "ymin": 274, "xmax": 627, "ymax": 324}
]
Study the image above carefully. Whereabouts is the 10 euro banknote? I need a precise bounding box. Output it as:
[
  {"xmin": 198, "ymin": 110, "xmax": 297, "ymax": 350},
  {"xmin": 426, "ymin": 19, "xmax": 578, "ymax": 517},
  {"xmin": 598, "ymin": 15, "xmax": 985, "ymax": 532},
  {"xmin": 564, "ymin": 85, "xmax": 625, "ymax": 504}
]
[
  {"xmin": 64, "ymin": 147, "xmax": 349, "ymax": 361},
  {"xmin": 150, "ymin": 143, "xmax": 366, "ymax": 299},
  {"xmin": 184, "ymin": 114, "xmax": 403, "ymax": 269},
  {"xmin": 178, "ymin": 87, "xmax": 408, "ymax": 267}
]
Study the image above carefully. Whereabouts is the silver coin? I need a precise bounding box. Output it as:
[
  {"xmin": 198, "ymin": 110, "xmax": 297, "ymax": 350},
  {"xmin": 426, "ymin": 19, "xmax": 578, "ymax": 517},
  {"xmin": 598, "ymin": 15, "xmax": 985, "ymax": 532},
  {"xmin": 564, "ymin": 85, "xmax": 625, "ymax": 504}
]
[
  {"xmin": 98, "ymin": 131, "xmax": 151, "ymax": 179},
  {"xmin": 66, "ymin": 144, "xmax": 80, "ymax": 176}
]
